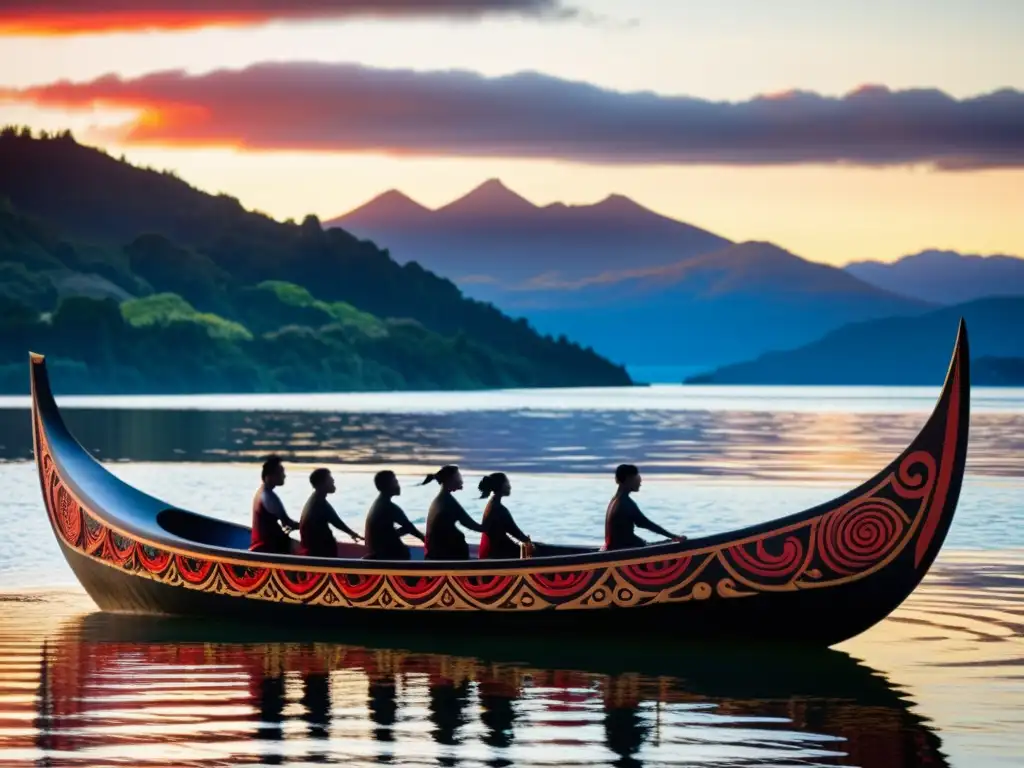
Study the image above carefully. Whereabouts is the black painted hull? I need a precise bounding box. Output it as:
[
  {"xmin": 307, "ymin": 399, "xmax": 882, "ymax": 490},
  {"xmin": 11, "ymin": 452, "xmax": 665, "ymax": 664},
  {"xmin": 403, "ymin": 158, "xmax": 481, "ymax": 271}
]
[{"xmin": 30, "ymin": 319, "xmax": 971, "ymax": 645}]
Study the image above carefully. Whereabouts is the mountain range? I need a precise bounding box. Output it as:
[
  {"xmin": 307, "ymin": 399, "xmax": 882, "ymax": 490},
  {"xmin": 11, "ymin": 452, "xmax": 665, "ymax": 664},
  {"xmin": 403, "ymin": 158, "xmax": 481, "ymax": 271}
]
[
  {"xmin": 329, "ymin": 182, "xmax": 1024, "ymax": 373},
  {"xmin": 845, "ymin": 250, "xmax": 1024, "ymax": 305},
  {"xmin": 332, "ymin": 179, "xmax": 731, "ymax": 287},
  {"xmin": 329, "ymin": 183, "xmax": 919, "ymax": 369}
]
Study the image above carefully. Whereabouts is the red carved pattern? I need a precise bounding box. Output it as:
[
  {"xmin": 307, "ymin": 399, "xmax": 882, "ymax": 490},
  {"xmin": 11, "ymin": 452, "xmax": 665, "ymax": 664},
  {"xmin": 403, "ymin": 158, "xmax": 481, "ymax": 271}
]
[
  {"xmin": 277, "ymin": 570, "xmax": 324, "ymax": 597},
  {"xmin": 137, "ymin": 545, "xmax": 172, "ymax": 574},
  {"xmin": 175, "ymin": 554, "xmax": 215, "ymax": 585},
  {"xmin": 391, "ymin": 574, "xmax": 446, "ymax": 602},
  {"xmin": 528, "ymin": 569, "xmax": 600, "ymax": 599},
  {"xmin": 893, "ymin": 451, "xmax": 938, "ymax": 499},
  {"xmin": 817, "ymin": 497, "xmax": 909, "ymax": 576},
  {"xmin": 916, "ymin": 365, "xmax": 961, "ymax": 566},
  {"xmin": 219, "ymin": 563, "xmax": 271, "ymax": 593},
  {"xmin": 620, "ymin": 557, "xmax": 694, "ymax": 587},
  {"xmin": 332, "ymin": 572, "xmax": 383, "ymax": 600},
  {"xmin": 53, "ymin": 485, "xmax": 83, "ymax": 548},
  {"xmin": 725, "ymin": 536, "xmax": 806, "ymax": 579},
  {"xmin": 82, "ymin": 515, "xmax": 107, "ymax": 556},
  {"xmin": 452, "ymin": 574, "xmax": 516, "ymax": 601},
  {"xmin": 106, "ymin": 531, "xmax": 136, "ymax": 566}
]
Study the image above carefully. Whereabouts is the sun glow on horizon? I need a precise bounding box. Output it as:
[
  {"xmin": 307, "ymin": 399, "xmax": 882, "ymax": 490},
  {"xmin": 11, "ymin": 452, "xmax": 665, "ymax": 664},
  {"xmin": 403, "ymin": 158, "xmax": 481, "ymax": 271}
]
[
  {"xmin": 0, "ymin": 0, "xmax": 1021, "ymax": 265},
  {"xmin": 67, "ymin": 139, "xmax": 1018, "ymax": 266}
]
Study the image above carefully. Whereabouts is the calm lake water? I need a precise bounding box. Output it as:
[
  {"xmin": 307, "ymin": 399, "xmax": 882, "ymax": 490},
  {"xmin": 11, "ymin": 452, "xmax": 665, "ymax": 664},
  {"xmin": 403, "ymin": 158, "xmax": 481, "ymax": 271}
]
[{"xmin": 0, "ymin": 384, "xmax": 1022, "ymax": 767}]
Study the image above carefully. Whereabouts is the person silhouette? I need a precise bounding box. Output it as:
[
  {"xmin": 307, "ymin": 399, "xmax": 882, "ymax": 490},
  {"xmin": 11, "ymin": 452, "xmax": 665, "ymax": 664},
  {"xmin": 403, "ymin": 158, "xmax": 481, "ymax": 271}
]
[
  {"xmin": 364, "ymin": 470, "xmax": 425, "ymax": 560},
  {"xmin": 422, "ymin": 465, "xmax": 483, "ymax": 560},
  {"xmin": 477, "ymin": 472, "xmax": 531, "ymax": 559},
  {"xmin": 604, "ymin": 464, "xmax": 685, "ymax": 551}
]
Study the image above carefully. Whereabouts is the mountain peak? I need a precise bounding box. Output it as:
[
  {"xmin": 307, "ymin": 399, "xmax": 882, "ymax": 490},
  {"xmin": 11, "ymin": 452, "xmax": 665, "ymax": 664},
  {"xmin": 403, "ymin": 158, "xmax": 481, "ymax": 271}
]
[
  {"xmin": 373, "ymin": 188, "xmax": 429, "ymax": 210},
  {"xmin": 722, "ymin": 240, "xmax": 802, "ymax": 263},
  {"xmin": 590, "ymin": 193, "xmax": 650, "ymax": 214},
  {"xmin": 437, "ymin": 178, "xmax": 538, "ymax": 218},
  {"xmin": 329, "ymin": 188, "xmax": 430, "ymax": 228},
  {"xmin": 476, "ymin": 178, "xmax": 515, "ymax": 195},
  {"xmin": 581, "ymin": 193, "xmax": 659, "ymax": 221}
]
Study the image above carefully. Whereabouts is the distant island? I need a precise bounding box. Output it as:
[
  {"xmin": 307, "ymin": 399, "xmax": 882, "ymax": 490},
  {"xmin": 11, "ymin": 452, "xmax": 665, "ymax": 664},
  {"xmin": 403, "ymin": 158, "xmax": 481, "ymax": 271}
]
[
  {"xmin": 0, "ymin": 128, "xmax": 631, "ymax": 395},
  {"xmin": 685, "ymin": 296, "xmax": 1024, "ymax": 386}
]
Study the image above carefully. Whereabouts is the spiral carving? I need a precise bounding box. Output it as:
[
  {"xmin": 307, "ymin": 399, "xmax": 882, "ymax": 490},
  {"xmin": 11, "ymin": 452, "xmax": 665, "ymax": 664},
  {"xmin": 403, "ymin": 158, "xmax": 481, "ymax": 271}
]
[
  {"xmin": 716, "ymin": 578, "xmax": 753, "ymax": 598},
  {"xmin": 818, "ymin": 498, "xmax": 909, "ymax": 575},
  {"xmin": 892, "ymin": 451, "xmax": 937, "ymax": 499},
  {"xmin": 725, "ymin": 535, "xmax": 805, "ymax": 579}
]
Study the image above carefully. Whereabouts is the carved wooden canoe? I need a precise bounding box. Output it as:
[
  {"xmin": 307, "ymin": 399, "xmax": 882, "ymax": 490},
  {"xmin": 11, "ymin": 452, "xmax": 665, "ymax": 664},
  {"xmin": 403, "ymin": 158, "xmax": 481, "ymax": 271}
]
[{"xmin": 30, "ymin": 319, "xmax": 970, "ymax": 645}]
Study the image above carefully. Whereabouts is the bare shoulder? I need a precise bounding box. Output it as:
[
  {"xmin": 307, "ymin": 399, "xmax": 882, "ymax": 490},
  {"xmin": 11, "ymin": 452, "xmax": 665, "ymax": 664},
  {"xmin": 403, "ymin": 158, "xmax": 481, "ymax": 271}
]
[{"xmin": 262, "ymin": 487, "xmax": 284, "ymax": 509}]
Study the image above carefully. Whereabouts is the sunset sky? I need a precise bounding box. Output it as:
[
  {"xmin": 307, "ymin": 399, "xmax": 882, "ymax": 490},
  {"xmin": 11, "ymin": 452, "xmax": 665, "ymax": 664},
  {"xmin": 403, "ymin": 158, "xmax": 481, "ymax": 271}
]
[{"xmin": 1, "ymin": 0, "xmax": 1022, "ymax": 265}]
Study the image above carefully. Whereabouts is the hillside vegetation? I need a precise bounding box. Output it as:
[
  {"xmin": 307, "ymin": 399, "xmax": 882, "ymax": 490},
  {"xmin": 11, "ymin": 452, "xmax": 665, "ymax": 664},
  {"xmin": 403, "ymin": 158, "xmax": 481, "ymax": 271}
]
[{"xmin": 0, "ymin": 128, "xmax": 630, "ymax": 394}]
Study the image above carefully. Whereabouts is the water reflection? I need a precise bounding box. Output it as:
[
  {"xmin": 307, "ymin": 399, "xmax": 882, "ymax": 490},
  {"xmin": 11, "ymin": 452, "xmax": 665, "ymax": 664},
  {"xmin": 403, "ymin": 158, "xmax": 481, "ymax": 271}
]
[
  {"xmin": 0, "ymin": 602, "xmax": 954, "ymax": 768},
  {"xmin": 0, "ymin": 405, "xmax": 1021, "ymax": 480},
  {"xmin": 369, "ymin": 675, "xmax": 397, "ymax": 749}
]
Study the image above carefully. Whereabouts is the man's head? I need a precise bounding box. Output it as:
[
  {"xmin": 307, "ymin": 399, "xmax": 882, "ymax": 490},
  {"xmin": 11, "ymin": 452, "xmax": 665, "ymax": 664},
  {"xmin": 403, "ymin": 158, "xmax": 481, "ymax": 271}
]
[
  {"xmin": 309, "ymin": 467, "xmax": 336, "ymax": 494},
  {"xmin": 615, "ymin": 463, "xmax": 641, "ymax": 493},
  {"xmin": 262, "ymin": 455, "xmax": 286, "ymax": 487},
  {"xmin": 374, "ymin": 470, "xmax": 401, "ymax": 497}
]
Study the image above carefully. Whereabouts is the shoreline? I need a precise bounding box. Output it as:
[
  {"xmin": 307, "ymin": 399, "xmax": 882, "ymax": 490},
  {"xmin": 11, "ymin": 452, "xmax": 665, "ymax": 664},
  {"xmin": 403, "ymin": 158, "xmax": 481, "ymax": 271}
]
[{"xmin": 2, "ymin": 383, "xmax": 1023, "ymax": 415}]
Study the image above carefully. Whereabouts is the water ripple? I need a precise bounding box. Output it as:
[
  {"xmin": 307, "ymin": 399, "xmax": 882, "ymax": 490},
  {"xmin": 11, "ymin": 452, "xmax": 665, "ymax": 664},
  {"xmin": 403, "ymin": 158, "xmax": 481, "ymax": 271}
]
[{"xmin": 1, "ymin": 556, "xmax": 1022, "ymax": 768}]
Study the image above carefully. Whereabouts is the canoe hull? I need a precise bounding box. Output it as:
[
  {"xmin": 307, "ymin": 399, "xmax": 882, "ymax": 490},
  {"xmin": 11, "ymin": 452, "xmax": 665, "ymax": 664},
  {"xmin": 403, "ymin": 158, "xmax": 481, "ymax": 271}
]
[
  {"xmin": 57, "ymin": 538, "xmax": 925, "ymax": 645},
  {"xmin": 31, "ymin": 319, "xmax": 971, "ymax": 646}
]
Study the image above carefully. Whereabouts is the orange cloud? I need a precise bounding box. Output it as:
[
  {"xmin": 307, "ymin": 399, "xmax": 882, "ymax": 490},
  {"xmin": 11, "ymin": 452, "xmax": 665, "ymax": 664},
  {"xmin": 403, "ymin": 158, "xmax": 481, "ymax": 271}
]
[
  {"xmin": 0, "ymin": 0, "xmax": 570, "ymax": 35},
  {"xmin": 5, "ymin": 63, "xmax": 1023, "ymax": 170}
]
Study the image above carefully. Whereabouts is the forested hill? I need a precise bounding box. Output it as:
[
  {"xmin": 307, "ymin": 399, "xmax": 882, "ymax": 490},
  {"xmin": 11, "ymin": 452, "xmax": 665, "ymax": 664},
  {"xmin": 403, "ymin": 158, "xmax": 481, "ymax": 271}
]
[{"xmin": 0, "ymin": 128, "xmax": 630, "ymax": 394}]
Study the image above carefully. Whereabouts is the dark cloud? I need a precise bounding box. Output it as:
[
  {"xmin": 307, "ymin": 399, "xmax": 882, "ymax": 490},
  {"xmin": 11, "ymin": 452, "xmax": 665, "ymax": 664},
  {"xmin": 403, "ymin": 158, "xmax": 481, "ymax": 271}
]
[
  {"xmin": 0, "ymin": 0, "xmax": 572, "ymax": 35},
  {"xmin": 5, "ymin": 62, "xmax": 1022, "ymax": 170}
]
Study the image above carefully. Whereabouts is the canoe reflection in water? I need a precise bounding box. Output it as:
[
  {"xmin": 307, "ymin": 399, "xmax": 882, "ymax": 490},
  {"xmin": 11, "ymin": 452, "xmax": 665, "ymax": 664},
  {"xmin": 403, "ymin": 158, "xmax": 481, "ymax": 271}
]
[{"xmin": 23, "ymin": 613, "xmax": 951, "ymax": 768}]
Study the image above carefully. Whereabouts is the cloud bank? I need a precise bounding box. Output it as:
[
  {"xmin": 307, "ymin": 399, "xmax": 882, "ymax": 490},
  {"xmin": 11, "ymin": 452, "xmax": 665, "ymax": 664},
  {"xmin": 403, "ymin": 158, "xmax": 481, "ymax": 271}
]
[
  {"xmin": 0, "ymin": 0, "xmax": 571, "ymax": 35},
  {"xmin": 5, "ymin": 62, "xmax": 1022, "ymax": 169}
]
